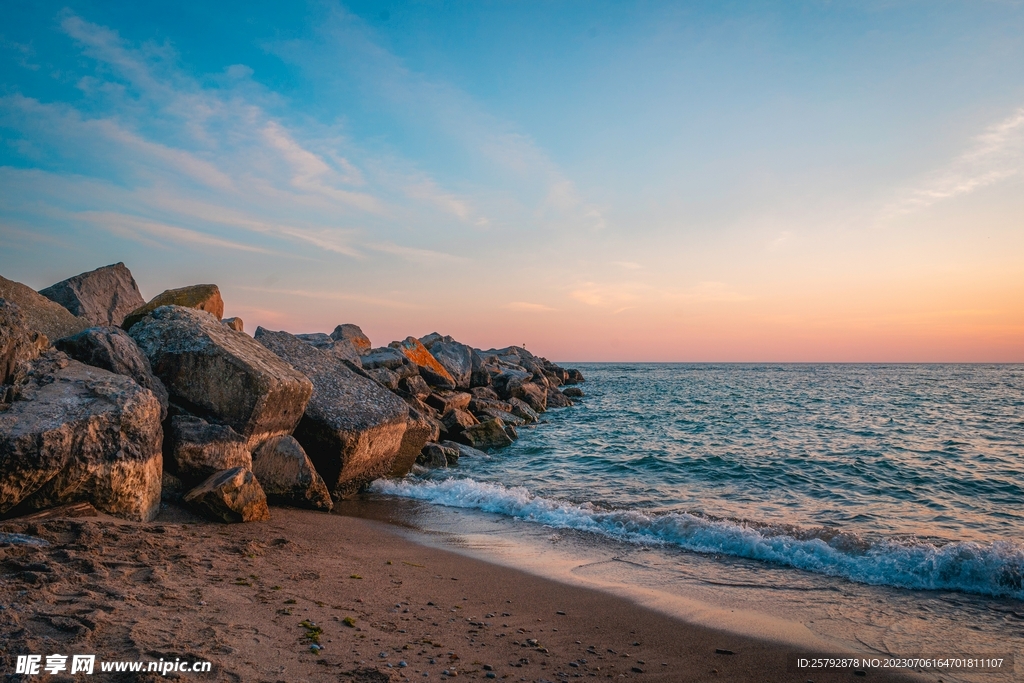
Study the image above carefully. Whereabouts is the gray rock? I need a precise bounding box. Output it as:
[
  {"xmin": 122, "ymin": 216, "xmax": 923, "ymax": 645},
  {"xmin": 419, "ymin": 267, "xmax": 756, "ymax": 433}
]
[
  {"xmin": 0, "ymin": 275, "xmax": 89, "ymax": 341},
  {"xmin": 129, "ymin": 306, "xmax": 313, "ymax": 448},
  {"xmin": 457, "ymin": 417, "xmax": 514, "ymax": 451},
  {"xmin": 361, "ymin": 347, "xmax": 417, "ymax": 378},
  {"xmin": 251, "ymin": 435, "xmax": 332, "ymax": 511},
  {"xmin": 0, "ymin": 351, "xmax": 163, "ymax": 521},
  {"xmin": 441, "ymin": 408, "xmax": 478, "ymax": 437},
  {"xmin": 547, "ymin": 386, "xmax": 574, "ymax": 408},
  {"xmin": 421, "ymin": 334, "xmax": 473, "ymax": 389},
  {"xmin": 183, "ymin": 467, "xmax": 270, "ymax": 523},
  {"xmin": 440, "ymin": 440, "xmax": 489, "ymax": 460},
  {"xmin": 507, "ymin": 397, "xmax": 540, "ymax": 423},
  {"xmin": 417, "ymin": 442, "xmax": 460, "ymax": 468},
  {"xmin": 389, "ymin": 337, "xmax": 456, "ymax": 389},
  {"xmin": 565, "ymin": 369, "xmax": 585, "ymax": 384},
  {"xmin": 254, "ymin": 328, "xmax": 409, "ymax": 498},
  {"xmin": 474, "ymin": 406, "xmax": 526, "ymax": 427},
  {"xmin": 167, "ymin": 415, "xmax": 252, "ymax": 485},
  {"xmin": 331, "ymin": 324, "xmax": 372, "ymax": 354},
  {"xmin": 122, "ymin": 284, "xmax": 224, "ymax": 331},
  {"xmin": 54, "ymin": 326, "xmax": 169, "ymax": 419},
  {"xmin": 161, "ymin": 471, "xmax": 184, "ymax": 503},
  {"xmin": 38, "ymin": 263, "xmax": 145, "ymax": 327},
  {"xmin": 512, "ymin": 381, "xmax": 548, "ymax": 412},
  {"xmin": 398, "ymin": 374, "xmax": 431, "ymax": 398},
  {"xmin": 562, "ymin": 387, "xmax": 584, "ymax": 398},
  {"xmin": 426, "ymin": 391, "xmax": 472, "ymax": 414},
  {"xmin": 296, "ymin": 333, "xmax": 362, "ymax": 364},
  {"xmin": 364, "ymin": 366, "xmax": 400, "ymax": 391},
  {"xmin": 221, "ymin": 317, "xmax": 244, "ymax": 332},
  {"xmin": 0, "ymin": 300, "xmax": 46, "ymax": 385},
  {"xmin": 491, "ymin": 368, "xmax": 532, "ymax": 399}
]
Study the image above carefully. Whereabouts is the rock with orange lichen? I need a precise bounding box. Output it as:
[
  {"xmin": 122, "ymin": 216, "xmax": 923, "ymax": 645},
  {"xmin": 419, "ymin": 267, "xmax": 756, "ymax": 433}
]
[{"xmin": 389, "ymin": 336, "xmax": 456, "ymax": 389}]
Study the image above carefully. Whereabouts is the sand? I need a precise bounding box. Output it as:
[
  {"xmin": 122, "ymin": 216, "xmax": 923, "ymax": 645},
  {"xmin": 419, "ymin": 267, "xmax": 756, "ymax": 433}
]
[{"xmin": 0, "ymin": 504, "xmax": 917, "ymax": 682}]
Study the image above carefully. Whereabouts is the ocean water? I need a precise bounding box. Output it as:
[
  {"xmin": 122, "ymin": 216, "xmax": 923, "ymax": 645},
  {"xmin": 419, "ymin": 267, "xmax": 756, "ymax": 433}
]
[{"xmin": 372, "ymin": 364, "xmax": 1024, "ymax": 602}]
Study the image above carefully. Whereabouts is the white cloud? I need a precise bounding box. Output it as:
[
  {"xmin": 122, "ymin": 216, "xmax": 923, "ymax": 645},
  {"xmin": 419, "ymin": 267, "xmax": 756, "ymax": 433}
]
[{"xmin": 80, "ymin": 211, "xmax": 272, "ymax": 253}]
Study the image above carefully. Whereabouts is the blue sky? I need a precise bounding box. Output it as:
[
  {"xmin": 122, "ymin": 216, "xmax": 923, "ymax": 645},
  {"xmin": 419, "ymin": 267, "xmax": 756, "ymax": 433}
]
[{"xmin": 2, "ymin": 1, "xmax": 1023, "ymax": 360}]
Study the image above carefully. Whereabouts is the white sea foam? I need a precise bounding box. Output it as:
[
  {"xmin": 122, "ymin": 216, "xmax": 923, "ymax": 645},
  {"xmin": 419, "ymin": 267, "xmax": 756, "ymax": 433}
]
[{"xmin": 370, "ymin": 477, "xmax": 1024, "ymax": 599}]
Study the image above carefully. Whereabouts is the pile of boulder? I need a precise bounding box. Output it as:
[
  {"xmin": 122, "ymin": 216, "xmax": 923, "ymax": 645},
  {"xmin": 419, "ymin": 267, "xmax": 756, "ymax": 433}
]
[{"xmin": 0, "ymin": 263, "xmax": 584, "ymax": 525}]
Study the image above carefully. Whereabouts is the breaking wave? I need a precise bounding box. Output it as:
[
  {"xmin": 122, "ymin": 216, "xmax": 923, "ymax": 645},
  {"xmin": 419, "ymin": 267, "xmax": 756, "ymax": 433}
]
[{"xmin": 371, "ymin": 477, "xmax": 1024, "ymax": 600}]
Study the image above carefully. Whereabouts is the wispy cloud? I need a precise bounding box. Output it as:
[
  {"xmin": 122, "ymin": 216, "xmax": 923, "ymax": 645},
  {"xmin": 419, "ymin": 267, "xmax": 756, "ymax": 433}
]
[
  {"xmin": 895, "ymin": 106, "xmax": 1024, "ymax": 214},
  {"xmin": 365, "ymin": 242, "xmax": 466, "ymax": 264},
  {"xmin": 504, "ymin": 301, "xmax": 557, "ymax": 312},
  {"xmin": 80, "ymin": 211, "xmax": 272, "ymax": 253}
]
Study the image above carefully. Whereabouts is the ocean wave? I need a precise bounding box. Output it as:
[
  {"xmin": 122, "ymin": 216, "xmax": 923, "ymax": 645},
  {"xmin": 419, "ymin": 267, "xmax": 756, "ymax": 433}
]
[{"xmin": 370, "ymin": 477, "xmax": 1024, "ymax": 599}]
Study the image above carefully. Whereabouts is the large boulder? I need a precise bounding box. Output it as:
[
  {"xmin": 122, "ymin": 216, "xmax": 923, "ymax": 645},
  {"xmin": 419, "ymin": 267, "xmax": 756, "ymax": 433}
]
[
  {"xmin": 38, "ymin": 263, "xmax": 145, "ymax": 327},
  {"xmin": 331, "ymin": 324, "xmax": 372, "ymax": 354},
  {"xmin": 128, "ymin": 306, "xmax": 313, "ymax": 448},
  {"xmin": 0, "ymin": 275, "xmax": 89, "ymax": 341},
  {"xmin": 251, "ymin": 435, "xmax": 333, "ymax": 511},
  {"xmin": 0, "ymin": 300, "xmax": 46, "ymax": 385},
  {"xmin": 122, "ymin": 284, "xmax": 224, "ymax": 331},
  {"xmin": 440, "ymin": 408, "xmax": 479, "ymax": 437},
  {"xmin": 546, "ymin": 386, "xmax": 574, "ymax": 408},
  {"xmin": 166, "ymin": 415, "xmax": 252, "ymax": 484},
  {"xmin": 425, "ymin": 391, "xmax": 472, "ymax": 414},
  {"xmin": 360, "ymin": 347, "xmax": 417, "ymax": 378},
  {"xmin": 54, "ymin": 326, "xmax": 169, "ymax": 419},
  {"xmin": 254, "ymin": 328, "xmax": 409, "ymax": 498},
  {"xmin": 0, "ymin": 351, "xmax": 163, "ymax": 521},
  {"xmin": 420, "ymin": 334, "xmax": 473, "ymax": 389},
  {"xmin": 417, "ymin": 442, "xmax": 460, "ymax": 468},
  {"xmin": 512, "ymin": 381, "xmax": 548, "ymax": 413},
  {"xmin": 389, "ymin": 405, "xmax": 438, "ymax": 477},
  {"xmin": 389, "ymin": 337, "xmax": 456, "ymax": 389},
  {"xmin": 457, "ymin": 417, "xmax": 514, "ymax": 451},
  {"xmin": 565, "ymin": 368, "xmax": 585, "ymax": 384},
  {"xmin": 183, "ymin": 467, "xmax": 270, "ymax": 523}
]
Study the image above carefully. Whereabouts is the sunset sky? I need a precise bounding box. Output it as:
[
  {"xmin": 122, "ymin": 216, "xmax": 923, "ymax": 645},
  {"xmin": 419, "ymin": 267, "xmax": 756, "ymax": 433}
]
[{"xmin": 1, "ymin": 1, "xmax": 1022, "ymax": 361}]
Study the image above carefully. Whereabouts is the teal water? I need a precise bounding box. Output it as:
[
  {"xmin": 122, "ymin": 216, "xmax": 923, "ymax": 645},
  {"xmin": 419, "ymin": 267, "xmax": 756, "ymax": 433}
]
[{"xmin": 374, "ymin": 364, "xmax": 1024, "ymax": 600}]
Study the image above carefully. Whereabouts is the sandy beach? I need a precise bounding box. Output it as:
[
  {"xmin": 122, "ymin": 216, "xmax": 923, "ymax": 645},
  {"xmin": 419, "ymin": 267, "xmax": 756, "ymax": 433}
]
[{"xmin": 0, "ymin": 503, "xmax": 922, "ymax": 683}]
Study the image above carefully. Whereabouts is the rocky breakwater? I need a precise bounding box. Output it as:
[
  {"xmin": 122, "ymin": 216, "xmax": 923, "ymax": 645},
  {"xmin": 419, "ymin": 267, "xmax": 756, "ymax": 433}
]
[{"xmin": 1, "ymin": 261, "xmax": 584, "ymax": 526}]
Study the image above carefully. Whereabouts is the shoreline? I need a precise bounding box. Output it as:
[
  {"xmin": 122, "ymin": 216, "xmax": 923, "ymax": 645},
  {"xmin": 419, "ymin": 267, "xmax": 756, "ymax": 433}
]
[{"xmin": 1, "ymin": 503, "xmax": 926, "ymax": 683}]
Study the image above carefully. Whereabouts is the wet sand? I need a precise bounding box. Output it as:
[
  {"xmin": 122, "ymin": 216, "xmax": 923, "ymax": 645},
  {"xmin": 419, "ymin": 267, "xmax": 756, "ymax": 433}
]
[{"xmin": 0, "ymin": 505, "xmax": 919, "ymax": 682}]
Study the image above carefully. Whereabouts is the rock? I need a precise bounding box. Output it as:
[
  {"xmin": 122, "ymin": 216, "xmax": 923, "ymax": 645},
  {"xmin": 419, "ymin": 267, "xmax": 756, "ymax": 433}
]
[
  {"xmin": 441, "ymin": 408, "xmax": 478, "ymax": 436},
  {"xmin": 331, "ymin": 324, "xmax": 372, "ymax": 354},
  {"xmin": 547, "ymin": 386, "xmax": 574, "ymax": 408},
  {"xmin": 475, "ymin": 406, "xmax": 526, "ymax": 427},
  {"xmin": 167, "ymin": 415, "xmax": 252, "ymax": 485},
  {"xmin": 507, "ymin": 397, "xmax": 540, "ymax": 423},
  {"xmin": 183, "ymin": 467, "xmax": 270, "ymax": 523},
  {"xmin": 54, "ymin": 326, "xmax": 169, "ymax": 419},
  {"xmin": 361, "ymin": 347, "xmax": 417, "ymax": 378},
  {"xmin": 254, "ymin": 328, "xmax": 409, "ymax": 498},
  {"xmin": 470, "ymin": 386, "xmax": 501, "ymax": 401},
  {"xmin": 562, "ymin": 387, "xmax": 584, "ymax": 398},
  {"xmin": 389, "ymin": 337, "xmax": 456, "ymax": 389},
  {"xmin": 491, "ymin": 368, "xmax": 532, "ymax": 399},
  {"xmin": 0, "ymin": 275, "xmax": 89, "ymax": 340},
  {"xmin": 0, "ymin": 351, "xmax": 163, "ymax": 521},
  {"xmin": 425, "ymin": 391, "xmax": 472, "ymax": 414},
  {"xmin": 421, "ymin": 334, "xmax": 473, "ymax": 389},
  {"xmin": 398, "ymin": 374, "xmax": 431, "ymax": 398},
  {"xmin": 0, "ymin": 300, "xmax": 45, "ymax": 385},
  {"xmin": 390, "ymin": 405, "xmax": 438, "ymax": 477},
  {"xmin": 457, "ymin": 417, "xmax": 514, "ymax": 451},
  {"xmin": 417, "ymin": 442, "xmax": 460, "ymax": 468},
  {"xmin": 364, "ymin": 366, "xmax": 400, "ymax": 391},
  {"xmin": 565, "ymin": 369, "xmax": 585, "ymax": 384},
  {"xmin": 296, "ymin": 333, "xmax": 362, "ymax": 365},
  {"xmin": 251, "ymin": 435, "xmax": 333, "ymax": 511},
  {"xmin": 122, "ymin": 284, "xmax": 224, "ymax": 331},
  {"xmin": 129, "ymin": 306, "xmax": 312, "ymax": 448},
  {"xmin": 38, "ymin": 263, "xmax": 145, "ymax": 327},
  {"xmin": 504, "ymin": 424, "xmax": 519, "ymax": 441},
  {"xmin": 221, "ymin": 317, "xmax": 244, "ymax": 332},
  {"xmin": 512, "ymin": 381, "xmax": 548, "ymax": 412},
  {"xmin": 440, "ymin": 440, "xmax": 489, "ymax": 460}
]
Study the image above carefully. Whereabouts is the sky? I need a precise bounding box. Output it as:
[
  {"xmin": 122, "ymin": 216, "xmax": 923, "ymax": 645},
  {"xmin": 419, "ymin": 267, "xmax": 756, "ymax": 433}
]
[{"xmin": 1, "ymin": 1, "xmax": 1022, "ymax": 362}]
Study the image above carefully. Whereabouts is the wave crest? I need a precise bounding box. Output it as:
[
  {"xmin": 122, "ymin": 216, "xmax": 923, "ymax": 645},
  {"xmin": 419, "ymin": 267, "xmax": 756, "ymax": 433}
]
[{"xmin": 370, "ymin": 477, "xmax": 1024, "ymax": 599}]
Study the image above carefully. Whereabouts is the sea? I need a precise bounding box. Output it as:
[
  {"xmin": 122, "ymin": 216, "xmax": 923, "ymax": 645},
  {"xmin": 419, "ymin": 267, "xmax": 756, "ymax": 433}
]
[{"xmin": 366, "ymin": 364, "xmax": 1024, "ymax": 681}]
